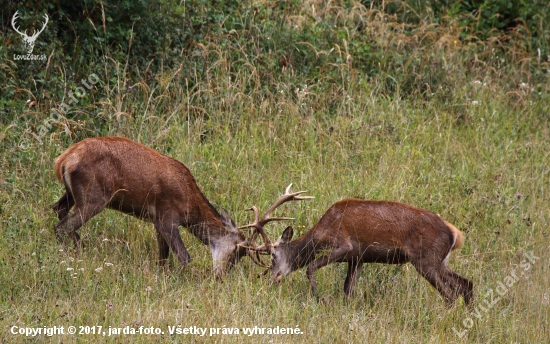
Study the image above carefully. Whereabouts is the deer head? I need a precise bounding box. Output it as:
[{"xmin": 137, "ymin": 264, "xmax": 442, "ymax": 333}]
[
  {"xmin": 238, "ymin": 184, "xmax": 313, "ymax": 268},
  {"xmin": 12, "ymin": 11, "xmax": 49, "ymax": 54}
]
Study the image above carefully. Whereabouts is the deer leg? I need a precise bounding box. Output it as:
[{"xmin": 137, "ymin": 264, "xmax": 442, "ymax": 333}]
[
  {"xmin": 344, "ymin": 260, "xmax": 363, "ymax": 297},
  {"xmin": 53, "ymin": 171, "xmax": 111, "ymax": 248},
  {"xmin": 156, "ymin": 230, "xmax": 170, "ymax": 266},
  {"xmin": 54, "ymin": 201, "xmax": 106, "ymax": 248},
  {"xmin": 155, "ymin": 220, "xmax": 191, "ymax": 268},
  {"xmin": 306, "ymin": 256, "xmax": 329, "ymax": 295},
  {"xmin": 52, "ymin": 191, "xmax": 75, "ymax": 220},
  {"xmin": 412, "ymin": 259, "xmax": 458, "ymax": 305},
  {"xmin": 443, "ymin": 266, "xmax": 474, "ymax": 307},
  {"xmin": 306, "ymin": 243, "xmax": 353, "ymax": 295}
]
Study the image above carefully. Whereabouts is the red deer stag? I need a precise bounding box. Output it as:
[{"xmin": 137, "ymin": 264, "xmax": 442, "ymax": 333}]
[
  {"xmin": 52, "ymin": 136, "xmax": 297, "ymax": 277},
  {"xmin": 259, "ymin": 199, "xmax": 473, "ymax": 306}
]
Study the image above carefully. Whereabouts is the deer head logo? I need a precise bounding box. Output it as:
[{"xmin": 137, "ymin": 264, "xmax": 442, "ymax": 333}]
[{"xmin": 11, "ymin": 11, "xmax": 49, "ymax": 54}]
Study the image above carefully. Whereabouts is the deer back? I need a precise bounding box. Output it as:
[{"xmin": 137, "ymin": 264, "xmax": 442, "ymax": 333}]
[
  {"xmin": 54, "ymin": 136, "xmax": 220, "ymax": 226},
  {"xmin": 309, "ymin": 199, "xmax": 460, "ymax": 258}
]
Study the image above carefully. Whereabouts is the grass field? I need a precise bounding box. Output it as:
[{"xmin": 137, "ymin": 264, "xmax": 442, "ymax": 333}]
[{"xmin": 1, "ymin": 1, "xmax": 549, "ymax": 343}]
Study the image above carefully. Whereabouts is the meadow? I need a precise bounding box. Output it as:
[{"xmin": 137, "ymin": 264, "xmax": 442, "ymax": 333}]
[{"xmin": 1, "ymin": 1, "xmax": 549, "ymax": 342}]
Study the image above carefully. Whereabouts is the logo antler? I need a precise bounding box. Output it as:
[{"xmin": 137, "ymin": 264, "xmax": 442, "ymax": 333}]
[{"xmin": 11, "ymin": 11, "xmax": 49, "ymax": 54}]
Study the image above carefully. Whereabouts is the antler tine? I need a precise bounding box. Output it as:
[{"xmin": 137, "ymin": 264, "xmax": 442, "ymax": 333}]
[
  {"xmin": 261, "ymin": 183, "xmax": 314, "ymax": 225},
  {"xmin": 239, "ymin": 184, "xmax": 314, "ymax": 231},
  {"xmin": 250, "ymin": 251, "xmax": 270, "ymax": 268},
  {"xmin": 30, "ymin": 13, "xmax": 49, "ymax": 38},
  {"xmin": 11, "ymin": 11, "xmax": 25, "ymax": 36},
  {"xmin": 237, "ymin": 206, "xmax": 260, "ymax": 229},
  {"xmin": 240, "ymin": 184, "xmax": 314, "ymax": 268},
  {"xmin": 238, "ymin": 243, "xmax": 270, "ymax": 268},
  {"xmin": 238, "ymin": 206, "xmax": 273, "ymax": 252},
  {"xmin": 37, "ymin": 14, "xmax": 49, "ymax": 35}
]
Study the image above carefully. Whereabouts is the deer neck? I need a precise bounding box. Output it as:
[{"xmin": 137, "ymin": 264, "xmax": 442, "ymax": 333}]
[
  {"xmin": 181, "ymin": 193, "xmax": 225, "ymax": 246},
  {"xmin": 287, "ymin": 230, "xmax": 321, "ymax": 271}
]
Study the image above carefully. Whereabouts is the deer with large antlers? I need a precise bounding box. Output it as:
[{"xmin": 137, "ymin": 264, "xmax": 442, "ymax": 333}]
[
  {"xmin": 52, "ymin": 137, "xmax": 307, "ymax": 277},
  {"xmin": 237, "ymin": 184, "xmax": 314, "ymax": 267},
  {"xmin": 265, "ymin": 199, "xmax": 473, "ymax": 306},
  {"xmin": 11, "ymin": 11, "xmax": 49, "ymax": 54}
]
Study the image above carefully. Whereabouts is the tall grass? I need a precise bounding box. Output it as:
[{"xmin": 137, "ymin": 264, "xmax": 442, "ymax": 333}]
[{"xmin": 1, "ymin": 1, "xmax": 549, "ymax": 343}]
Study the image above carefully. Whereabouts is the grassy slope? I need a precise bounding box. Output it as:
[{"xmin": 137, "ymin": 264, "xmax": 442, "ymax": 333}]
[{"xmin": 1, "ymin": 2, "xmax": 549, "ymax": 343}]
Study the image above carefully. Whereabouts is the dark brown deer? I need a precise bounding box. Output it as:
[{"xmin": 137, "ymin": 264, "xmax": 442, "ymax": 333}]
[
  {"xmin": 52, "ymin": 136, "xmax": 297, "ymax": 277},
  {"xmin": 262, "ymin": 199, "xmax": 473, "ymax": 306}
]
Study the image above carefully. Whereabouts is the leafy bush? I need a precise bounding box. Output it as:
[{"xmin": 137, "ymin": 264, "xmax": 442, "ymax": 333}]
[
  {"xmin": 1, "ymin": 0, "xmax": 548, "ymax": 128},
  {"xmin": 0, "ymin": 0, "xmax": 243, "ymax": 123},
  {"xmin": 360, "ymin": 0, "xmax": 549, "ymax": 53}
]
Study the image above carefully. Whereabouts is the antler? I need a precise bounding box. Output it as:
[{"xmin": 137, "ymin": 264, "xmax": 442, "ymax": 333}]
[
  {"xmin": 11, "ymin": 11, "xmax": 25, "ymax": 37},
  {"xmin": 239, "ymin": 184, "xmax": 313, "ymax": 266},
  {"xmin": 11, "ymin": 11, "xmax": 48, "ymax": 38},
  {"xmin": 29, "ymin": 13, "xmax": 49, "ymax": 39}
]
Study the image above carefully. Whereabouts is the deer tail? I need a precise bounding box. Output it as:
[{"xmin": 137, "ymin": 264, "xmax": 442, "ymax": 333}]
[
  {"xmin": 54, "ymin": 146, "xmax": 77, "ymax": 184},
  {"xmin": 54, "ymin": 154, "xmax": 66, "ymax": 182},
  {"xmin": 444, "ymin": 220, "xmax": 465, "ymax": 251}
]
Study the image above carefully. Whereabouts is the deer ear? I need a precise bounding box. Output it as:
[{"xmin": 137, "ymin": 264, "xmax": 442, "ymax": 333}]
[
  {"xmin": 281, "ymin": 226, "xmax": 294, "ymax": 243},
  {"xmin": 220, "ymin": 208, "xmax": 238, "ymax": 233}
]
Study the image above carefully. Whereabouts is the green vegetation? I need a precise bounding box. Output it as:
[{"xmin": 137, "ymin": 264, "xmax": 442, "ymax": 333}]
[{"xmin": 1, "ymin": 0, "xmax": 549, "ymax": 342}]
